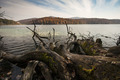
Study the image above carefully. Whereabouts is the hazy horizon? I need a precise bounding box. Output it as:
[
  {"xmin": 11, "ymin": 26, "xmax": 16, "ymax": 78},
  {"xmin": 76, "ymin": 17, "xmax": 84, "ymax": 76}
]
[{"xmin": 0, "ymin": 0, "xmax": 120, "ymax": 21}]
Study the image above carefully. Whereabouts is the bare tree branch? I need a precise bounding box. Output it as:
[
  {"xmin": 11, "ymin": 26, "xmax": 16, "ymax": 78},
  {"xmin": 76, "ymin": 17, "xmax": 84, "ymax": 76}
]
[{"xmin": 53, "ymin": 28, "xmax": 55, "ymax": 42}]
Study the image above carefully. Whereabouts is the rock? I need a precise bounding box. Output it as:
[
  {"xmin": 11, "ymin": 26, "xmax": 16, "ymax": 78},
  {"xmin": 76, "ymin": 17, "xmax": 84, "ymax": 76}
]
[
  {"xmin": 0, "ymin": 60, "xmax": 12, "ymax": 80},
  {"xmin": 96, "ymin": 38, "xmax": 102, "ymax": 47},
  {"xmin": 108, "ymin": 46, "xmax": 120, "ymax": 57},
  {"xmin": 116, "ymin": 36, "xmax": 120, "ymax": 46},
  {"xmin": 0, "ymin": 35, "xmax": 3, "ymax": 41}
]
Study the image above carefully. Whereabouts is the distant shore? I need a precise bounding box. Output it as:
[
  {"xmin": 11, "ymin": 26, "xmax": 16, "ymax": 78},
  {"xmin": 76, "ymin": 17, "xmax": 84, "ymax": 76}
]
[
  {"xmin": 18, "ymin": 17, "xmax": 120, "ymax": 25},
  {"xmin": 0, "ymin": 18, "xmax": 20, "ymax": 25},
  {"xmin": 1, "ymin": 17, "xmax": 120, "ymax": 25}
]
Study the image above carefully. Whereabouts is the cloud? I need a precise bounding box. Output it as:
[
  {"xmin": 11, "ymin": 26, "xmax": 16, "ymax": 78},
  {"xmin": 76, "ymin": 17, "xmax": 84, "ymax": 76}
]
[
  {"xmin": 30, "ymin": 0, "xmax": 94, "ymax": 17},
  {"xmin": 110, "ymin": 0, "xmax": 118, "ymax": 6},
  {"xmin": 0, "ymin": 0, "xmax": 120, "ymax": 20},
  {"xmin": 0, "ymin": 0, "xmax": 72, "ymax": 20}
]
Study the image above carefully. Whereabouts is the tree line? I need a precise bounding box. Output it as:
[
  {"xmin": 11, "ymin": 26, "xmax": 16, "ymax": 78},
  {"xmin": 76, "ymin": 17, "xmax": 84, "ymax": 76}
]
[
  {"xmin": 19, "ymin": 17, "xmax": 120, "ymax": 24},
  {"xmin": 0, "ymin": 18, "xmax": 19, "ymax": 25}
]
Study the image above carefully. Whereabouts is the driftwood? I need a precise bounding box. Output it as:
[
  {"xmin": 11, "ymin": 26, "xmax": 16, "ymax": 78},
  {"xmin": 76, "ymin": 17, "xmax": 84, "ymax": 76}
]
[
  {"xmin": 21, "ymin": 60, "xmax": 39, "ymax": 80},
  {"xmin": 0, "ymin": 49, "xmax": 120, "ymax": 80},
  {"xmin": 65, "ymin": 21, "xmax": 77, "ymax": 44},
  {"xmin": 0, "ymin": 49, "xmax": 71, "ymax": 80},
  {"xmin": 116, "ymin": 36, "xmax": 120, "ymax": 46},
  {"xmin": 37, "ymin": 61, "xmax": 53, "ymax": 80},
  {"xmin": 1, "ymin": 23, "xmax": 120, "ymax": 80},
  {"xmin": 48, "ymin": 32, "xmax": 51, "ymax": 41},
  {"xmin": 27, "ymin": 27, "xmax": 47, "ymax": 46},
  {"xmin": 67, "ymin": 41, "xmax": 85, "ymax": 54},
  {"xmin": 52, "ymin": 28, "xmax": 55, "ymax": 42},
  {"xmin": 0, "ymin": 35, "xmax": 3, "ymax": 41}
]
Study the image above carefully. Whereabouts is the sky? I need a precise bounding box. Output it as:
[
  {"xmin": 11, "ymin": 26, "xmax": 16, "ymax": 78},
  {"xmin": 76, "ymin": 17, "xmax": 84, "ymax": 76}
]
[{"xmin": 0, "ymin": 0, "xmax": 120, "ymax": 21}]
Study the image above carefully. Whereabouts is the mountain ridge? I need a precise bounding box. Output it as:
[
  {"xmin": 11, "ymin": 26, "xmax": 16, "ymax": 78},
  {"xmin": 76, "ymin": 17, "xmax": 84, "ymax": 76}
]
[{"xmin": 18, "ymin": 17, "xmax": 120, "ymax": 24}]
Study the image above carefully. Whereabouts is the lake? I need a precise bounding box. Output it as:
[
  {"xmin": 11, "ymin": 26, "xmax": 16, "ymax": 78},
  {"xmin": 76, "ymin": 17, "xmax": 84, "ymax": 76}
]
[{"xmin": 0, "ymin": 24, "xmax": 120, "ymax": 54}]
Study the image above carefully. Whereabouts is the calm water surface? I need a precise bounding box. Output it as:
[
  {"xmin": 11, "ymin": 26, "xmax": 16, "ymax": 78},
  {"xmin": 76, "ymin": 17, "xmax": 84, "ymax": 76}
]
[{"xmin": 0, "ymin": 24, "xmax": 120, "ymax": 54}]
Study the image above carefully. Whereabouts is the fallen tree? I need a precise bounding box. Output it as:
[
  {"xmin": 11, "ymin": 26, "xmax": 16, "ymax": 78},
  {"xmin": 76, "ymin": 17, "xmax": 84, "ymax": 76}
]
[
  {"xmin": 0, "ymin": 23, "xmax": 120, "ymax": 80},
  {"xmin": 0, "ymin": 48, "xmax": 120, "ymax": 80}
]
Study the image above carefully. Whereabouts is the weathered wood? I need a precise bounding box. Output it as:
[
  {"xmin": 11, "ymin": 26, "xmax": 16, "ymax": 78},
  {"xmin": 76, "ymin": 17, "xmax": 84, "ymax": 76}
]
[
  {"xmin": 1, "ymin": 23, "xmax": 120, "ymax": 80},
  {"xmin": 0, "ymin": 50, "xmax": 71, "ymax": 80},
  {"xmin": 48, "ymin": 32, "xmax": 51, "ymax": 41},
  {"xmin": 67, "ymin": 41, "xmax": 85, "ymax": 54},
  {"xmin": 27, "ymin": 27, "xmax": 49, "ymax": 40},
  {"xmin": 38, "ymin": 61, "xmax": 53, "ymax": 80},
  {"xmin": 52, "ymin": 28, "xmax": 55, "ymax": 42},
  {"xmin": 65, "ymin": 22, "xmax": 77, "ymax": 44},
  {"xmin": 116, "ymin": 36, "xmax": 120, "ymax": 46},
  {"xmin": 21, "ymin": 60, "xmax": 39, "ymax": 80},
  {"xmin": 32, "ymin": 20, "xmax": 39, "ymax": 49},
  {"xmin": 1, "ymin": 49, "xmax": 120, "ymax": 80},
  {"xmin": 0, "ymin": 35, "xmax": 3, "ymax": 41},
  {"xmin": 27, "ymin": 27, "xmax": 48, "ymax": 47}
]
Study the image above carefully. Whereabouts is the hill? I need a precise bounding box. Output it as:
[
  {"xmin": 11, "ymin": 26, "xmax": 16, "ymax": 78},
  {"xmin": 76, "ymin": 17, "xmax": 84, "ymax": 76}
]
[
  {"xmin": 0, "ymin": 18, "xmax": 20, "ymax": 25},
  {"xmin": 18, "ymin": 17, "xmax": 120, "ymax": 24}
]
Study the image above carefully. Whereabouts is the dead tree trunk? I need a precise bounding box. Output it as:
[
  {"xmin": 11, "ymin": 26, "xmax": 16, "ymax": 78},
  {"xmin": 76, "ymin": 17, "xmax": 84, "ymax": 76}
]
[
  {"xmin": 21, "ymin": 60, "xmax": 39, "ymax": 80},
  {"xmin": 1, "ymin": 23, "xmax": 120, "ymax": 80},
  {"xmin": 1, "ymin": 49, "xmax": 120, "ymax": 80},
  {"xmin": 0, "ymin": 50, "xmax": 72, "ymax": 80}
]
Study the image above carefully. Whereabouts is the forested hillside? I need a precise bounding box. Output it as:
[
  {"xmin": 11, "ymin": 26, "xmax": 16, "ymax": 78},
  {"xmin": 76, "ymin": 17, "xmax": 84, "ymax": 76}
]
[
  {"xmin": 0, "ymin": 18, "xmax": 19, "ymax": 25},
  {"xmin": 19, "ymin": 17, "xmax": 120, "ymax": 24}
]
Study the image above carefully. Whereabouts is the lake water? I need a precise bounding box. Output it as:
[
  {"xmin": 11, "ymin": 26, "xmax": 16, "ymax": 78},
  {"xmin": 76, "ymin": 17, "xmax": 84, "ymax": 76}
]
[{"xmin": 0, "ymin": 24, "xmax": 120, "ymax": 54}]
